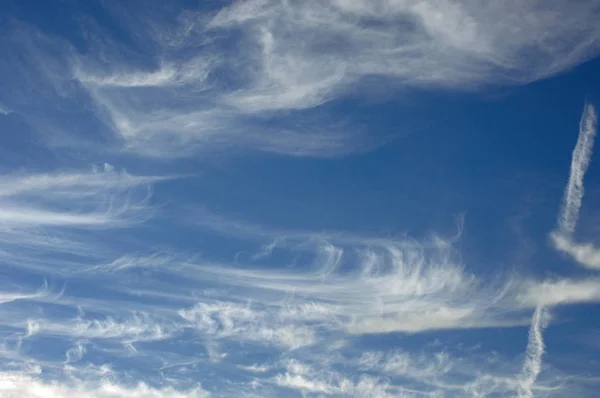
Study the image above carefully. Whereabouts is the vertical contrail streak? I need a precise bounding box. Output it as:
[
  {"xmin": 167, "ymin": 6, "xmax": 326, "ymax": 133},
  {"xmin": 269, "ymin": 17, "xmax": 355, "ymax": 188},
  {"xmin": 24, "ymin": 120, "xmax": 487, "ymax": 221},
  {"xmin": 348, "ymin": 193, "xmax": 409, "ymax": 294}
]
[
  {"xmin": 518, "ymin": 305, "xmax": 548, "ymax": 398},
  {"xmin": 551, "ymin": 104, "xmax": 600, "ymax": 269},
  {"xmin": 557, "ymin": 103, "xmax": 597, "ymax": 236}
]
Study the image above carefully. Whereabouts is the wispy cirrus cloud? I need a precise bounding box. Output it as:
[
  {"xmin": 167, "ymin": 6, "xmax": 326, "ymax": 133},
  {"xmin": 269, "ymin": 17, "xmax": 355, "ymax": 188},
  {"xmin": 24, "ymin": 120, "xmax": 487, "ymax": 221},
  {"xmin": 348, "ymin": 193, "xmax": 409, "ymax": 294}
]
[
  {"xmin": 28, "ymin": 312, "xmax": 177, "ymax": 344},
  {"xmin": 3, "ymin": 1, "xmax": 600, "ymax": 158},
  {"xmin": 2, "ymin": 2, "xmax": 600, "ymax": 397},
  {"xmin": 209, "ymin": 0, "xmax": 600, "ymax": 103},
  {"xmin": 2, "ymin": 182, "xmax": 598, "ymax": 397},
  {"xmin": 162, "ymin": 237, "xmax": 504, "ymax": 335},
  {"xmin": 267, "ymin": 340, "xmax": 565, "ymax": 397},
  {"xmin": 0, "ymin": 207, "xmax": 595, "ymax": 396},
  {"xmin": 272, "ymin": 359, "xmax": 400, "ymax": 397},
  {"xmin": 179, "ymin": 301, "xmax": 316, "ymax": 350},
  {"xmin": 74, "ymin": 0, "xmax": 600, "ymax": 158},
  {"xmin": 0, "ymin": 164, "xmax": 159, "ymax": 229},
  {"xmin": 0, "ymin": 283, "xmax": 50, "ymax": 305},
  {"xmin": 0, "ymin": 164, "xmax": 163, "ymax": 275}
]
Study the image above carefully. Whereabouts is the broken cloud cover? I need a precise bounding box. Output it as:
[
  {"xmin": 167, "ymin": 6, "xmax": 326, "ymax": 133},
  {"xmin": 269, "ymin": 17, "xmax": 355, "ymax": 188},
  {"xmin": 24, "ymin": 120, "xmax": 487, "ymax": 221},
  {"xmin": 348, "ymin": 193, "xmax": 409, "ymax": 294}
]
[{"xmin": 1, "ymin": 0, "xmax": 600, "ymax": 397}]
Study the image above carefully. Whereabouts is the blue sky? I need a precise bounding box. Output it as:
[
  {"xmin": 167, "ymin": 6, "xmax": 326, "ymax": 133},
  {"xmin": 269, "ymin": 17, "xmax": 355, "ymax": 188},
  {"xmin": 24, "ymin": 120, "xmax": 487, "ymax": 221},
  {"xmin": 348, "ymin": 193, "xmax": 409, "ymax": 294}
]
[{"xmin": 1, "ymin": 1, "xmax": 600, "ymax": 397}]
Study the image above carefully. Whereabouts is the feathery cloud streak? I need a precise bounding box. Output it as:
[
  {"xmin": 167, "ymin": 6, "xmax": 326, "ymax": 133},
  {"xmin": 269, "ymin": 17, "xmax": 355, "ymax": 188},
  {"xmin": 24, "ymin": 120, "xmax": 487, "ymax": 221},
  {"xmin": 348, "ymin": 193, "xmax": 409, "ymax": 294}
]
[
  {"xmin": 0, "ymin": 164, "xmax": 165, "ymax": 280},
  {"xmin": 3, "ymin": 1, "xmax": 600, "ymax": 158},
  {"xmin": 0, "ymin": 164, "xmax": 160, "ymax": 229},
  {"xmin": 2, "ymin": 211, "xmax": 590, "ymax": 396}
]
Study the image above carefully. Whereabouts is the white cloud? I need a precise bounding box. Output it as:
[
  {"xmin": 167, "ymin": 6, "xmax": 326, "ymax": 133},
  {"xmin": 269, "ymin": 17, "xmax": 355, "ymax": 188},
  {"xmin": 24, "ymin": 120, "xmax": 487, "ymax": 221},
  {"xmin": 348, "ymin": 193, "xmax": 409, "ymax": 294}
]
[
  {"xmin": 0, "ymin": 209, "xmax": 593, "ymax": 396},
  {"xmin": 179, "ymin": 301, "xmax": 316, "ymax": 349},
  {"xmin": 273, "ymin": 359, "xmax": 400, "ymax": 397},
  {"xmin": 347, "ymin": 307, "xmax": 476, "ymax": 334},
  {"xmin": 555, "ymin": 104, "xmax": 597, "ymax": 236},
  {"xmin": 113, "ymin": 0, "xmax": 600, "ymax": 157},
  {"xmin": 213, "ymin": 0, "xmax": 600, "ymax": 117},
  {"xmin": 0, "ymin": 165, "xmax": 160, "ymax": 229},
  {"xmin": 361, "ymin": 350, "xmax": 453, "ymax": 380},
  {"xmin": 237, "ymin": 364, "xmax": 271, "ymax": 374},
  {"xmin": 74, "ymin": 58, "xmax": 214, "ymax": 88},
  {"xmin": 29, "ymin": 312, "xmax": 177, "ymax": 344},
  {"xmin": 0, "ymin": 165, "xmax": 165, "ymax": 278},
  {"xmin": 518, "ymin": 279, "xmax": 600, "ymax": 307},
  {"xmin": 550, "ymin": 233, "xmax": 600, "ymax": 270},
  {"xmin": 65, "ymin": 341, "xmax": 87, "ymax": 364},
  {"xmin": 0, "ymin": 373, "xmax": 210, "ymax": 398},
  {"xmin": 270, "ymin": 353, "xmax": 549, "ymax": 397},
  {"xmin": 3, "ymin": 4, "xmax": 600, "ymax": 397},
  {"xmin": 0, "ymin": 164, "xmax": 155, "ymax": 197},
  {"xmin": 179, "ymin": 236, "xmax": 523, "ymax": 335},
  {"xmin": 6, "ymin": 2, "xmax": 600, "ymax": 158},
  {"xmin": 89, "ymin": 253, "xmax": 180, "ymax": 273},
  {"xmin": 518, "ymin": 305, "xmax": 549, "ymax": 398},
  {"xmin": 0, "ymin": 285, "xmax": 49, "ymax": 305},
  {"xmin": 551, "ymin": 104, "xmax": 600, "ymax": 269}
]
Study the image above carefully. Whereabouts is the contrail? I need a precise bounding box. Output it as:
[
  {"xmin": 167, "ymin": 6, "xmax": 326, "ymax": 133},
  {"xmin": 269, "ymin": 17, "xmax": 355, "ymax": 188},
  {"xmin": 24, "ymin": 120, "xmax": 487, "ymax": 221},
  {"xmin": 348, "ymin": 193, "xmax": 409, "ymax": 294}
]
[
  {"xmin": 556, "ymin": 103, "xmax": 597, "ymax": 236},
  {"xmin": 551, "ymin": 104, "xmax": 600, "ymax": 269},
  {"xmin": 518, "ymin": 305, "xmax": 548, "ymax": 398}
]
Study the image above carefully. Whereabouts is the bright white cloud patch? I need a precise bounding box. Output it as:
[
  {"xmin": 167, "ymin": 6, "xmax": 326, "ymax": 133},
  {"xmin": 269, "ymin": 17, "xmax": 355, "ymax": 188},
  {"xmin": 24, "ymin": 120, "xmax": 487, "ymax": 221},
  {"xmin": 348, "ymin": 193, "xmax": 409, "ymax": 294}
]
[{"xmin": 0, "ymin": 374, "xmax": 209, "ymax": 398}]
